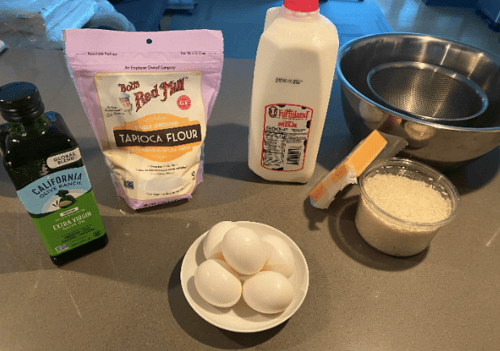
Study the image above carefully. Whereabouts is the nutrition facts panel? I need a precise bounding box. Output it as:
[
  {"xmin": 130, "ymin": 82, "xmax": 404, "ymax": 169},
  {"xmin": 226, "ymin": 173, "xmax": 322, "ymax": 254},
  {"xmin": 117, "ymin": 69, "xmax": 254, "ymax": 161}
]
[{"xmin": 261, "ymin": 104, "xmax": 313, "ymax": 171}]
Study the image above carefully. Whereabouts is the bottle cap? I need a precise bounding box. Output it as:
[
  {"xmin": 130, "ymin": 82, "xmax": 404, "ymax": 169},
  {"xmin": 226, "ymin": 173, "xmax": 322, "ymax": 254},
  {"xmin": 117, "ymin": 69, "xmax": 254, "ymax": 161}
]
[
  {"xmin": 283, "ymin": 0, "xmax": 319, "ymax": 12},
  {"xmin": 0, "ymin": 82, "xmax": 45, "ymax": 122}
]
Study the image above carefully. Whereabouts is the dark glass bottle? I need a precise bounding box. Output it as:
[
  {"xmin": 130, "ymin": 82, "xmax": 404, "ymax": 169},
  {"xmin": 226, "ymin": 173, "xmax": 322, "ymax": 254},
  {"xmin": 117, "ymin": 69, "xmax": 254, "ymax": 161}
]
[{"xmin": 0, "ymin": 82, "xmax": 108, "ymax": 265}]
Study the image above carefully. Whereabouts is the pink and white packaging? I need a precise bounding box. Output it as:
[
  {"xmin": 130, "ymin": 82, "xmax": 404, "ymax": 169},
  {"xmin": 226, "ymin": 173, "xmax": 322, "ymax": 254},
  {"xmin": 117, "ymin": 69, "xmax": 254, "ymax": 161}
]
[{"xmin": 64, "ymin": 29, "xmax": 224, "ymax": 210}]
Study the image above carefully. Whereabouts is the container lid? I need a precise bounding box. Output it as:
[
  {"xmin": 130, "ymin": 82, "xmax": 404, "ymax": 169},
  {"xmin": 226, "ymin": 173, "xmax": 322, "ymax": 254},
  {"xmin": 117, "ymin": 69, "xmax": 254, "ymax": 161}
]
[
  {"xmin": 0, "ymin": 82, "xmax": 45, "ymax": 122},
  {"xmin": 283, "ymin": 0, "xmax": 319, "ymax": 12}
]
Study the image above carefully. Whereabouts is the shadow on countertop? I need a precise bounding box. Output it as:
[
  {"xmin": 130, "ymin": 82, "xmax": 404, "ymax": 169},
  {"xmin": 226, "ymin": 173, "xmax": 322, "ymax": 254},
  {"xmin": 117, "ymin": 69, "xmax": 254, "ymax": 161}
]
[
  {"xmin": 303, "ymin": 190, "xmax": 428, "ymax": 271},
  {"xmin": 444, "ymin": 146, "xmax": 500, "ymax": 195},
  {"xmin": 167, "ymin": 257, "xmax": 287, "ymax": 349}
]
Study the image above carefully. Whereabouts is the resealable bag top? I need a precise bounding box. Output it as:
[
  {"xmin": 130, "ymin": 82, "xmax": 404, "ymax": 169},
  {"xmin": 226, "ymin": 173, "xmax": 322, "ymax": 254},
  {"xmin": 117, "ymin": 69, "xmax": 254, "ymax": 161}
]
[{"xmin": 64, "ymin": 29, "xmax": 224, "ymax": 210}]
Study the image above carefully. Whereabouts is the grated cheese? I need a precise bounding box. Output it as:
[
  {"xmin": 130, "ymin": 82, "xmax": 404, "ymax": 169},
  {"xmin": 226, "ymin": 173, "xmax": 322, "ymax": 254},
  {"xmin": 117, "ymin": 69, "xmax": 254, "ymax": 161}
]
[{"xmin": 363, "ymin": 173, "xmax": 451, "ymax": 224}]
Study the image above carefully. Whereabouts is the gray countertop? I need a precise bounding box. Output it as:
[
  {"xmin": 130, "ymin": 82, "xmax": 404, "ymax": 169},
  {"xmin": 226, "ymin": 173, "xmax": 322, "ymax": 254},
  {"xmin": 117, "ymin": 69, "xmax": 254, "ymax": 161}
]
[{"xmin": 0, "ymin": 48, "xmax": 499, "ymax": 350}]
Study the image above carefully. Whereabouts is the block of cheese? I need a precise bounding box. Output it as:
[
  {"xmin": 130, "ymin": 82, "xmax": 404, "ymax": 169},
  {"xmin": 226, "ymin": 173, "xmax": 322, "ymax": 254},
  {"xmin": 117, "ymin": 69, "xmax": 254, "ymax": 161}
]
[{"xmin": 310, "ymin": 130, "xmax": 388, "ymax": 209}]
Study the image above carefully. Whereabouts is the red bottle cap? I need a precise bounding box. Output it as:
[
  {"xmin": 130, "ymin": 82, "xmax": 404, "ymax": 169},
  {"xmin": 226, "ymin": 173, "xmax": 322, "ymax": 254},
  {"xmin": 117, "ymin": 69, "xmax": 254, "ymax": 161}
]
[{"xmin": 283, "ymin": 0, "xmax": 319, "ymax": 12}]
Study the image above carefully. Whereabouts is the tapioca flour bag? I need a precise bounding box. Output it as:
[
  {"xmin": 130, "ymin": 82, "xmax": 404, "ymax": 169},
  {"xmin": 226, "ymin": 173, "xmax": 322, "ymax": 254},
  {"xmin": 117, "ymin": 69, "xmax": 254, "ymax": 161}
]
[{"xmin": 64, "ymin": 29, "xmax": 223, "ymax": 210}]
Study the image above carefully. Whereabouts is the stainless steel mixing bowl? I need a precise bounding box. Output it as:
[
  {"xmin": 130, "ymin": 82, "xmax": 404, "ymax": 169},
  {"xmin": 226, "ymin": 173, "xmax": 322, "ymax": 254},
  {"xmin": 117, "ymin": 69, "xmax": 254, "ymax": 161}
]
[{"xmin": 336, "ymin": 33, "xmax": 500, "ymax": 168}]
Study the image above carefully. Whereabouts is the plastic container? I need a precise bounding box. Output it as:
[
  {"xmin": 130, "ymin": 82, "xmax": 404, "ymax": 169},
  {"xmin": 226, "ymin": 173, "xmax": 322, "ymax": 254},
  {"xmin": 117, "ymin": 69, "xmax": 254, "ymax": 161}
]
[
  {"xmin": 0, "ymin": 82, "xmax": 108, "ymax": 265},
  {"xmin": 248, "ymin": 0, "xmax": 339, "ymax": 183},
  {"xmin": 355, "ymin": 158, "xmax": 460, "ymax": 257}
]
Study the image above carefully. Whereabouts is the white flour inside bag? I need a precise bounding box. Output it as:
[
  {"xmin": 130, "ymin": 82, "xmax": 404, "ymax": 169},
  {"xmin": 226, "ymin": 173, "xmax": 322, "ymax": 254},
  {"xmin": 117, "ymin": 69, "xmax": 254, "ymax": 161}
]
[{"xmin": 64, "ymin": 29, "xmax": 223, "ymax": 210}]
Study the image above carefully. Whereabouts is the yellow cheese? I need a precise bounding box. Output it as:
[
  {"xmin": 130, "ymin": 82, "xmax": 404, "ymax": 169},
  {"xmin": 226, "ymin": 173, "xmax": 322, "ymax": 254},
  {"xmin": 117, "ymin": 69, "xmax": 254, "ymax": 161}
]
[
  {"xmin": 309, "ymin": 130, "xmax": 388, "ymax": 209},
  {"xmin": 309, "ymin": 163, "xmax": 350, "ymax": 203}
]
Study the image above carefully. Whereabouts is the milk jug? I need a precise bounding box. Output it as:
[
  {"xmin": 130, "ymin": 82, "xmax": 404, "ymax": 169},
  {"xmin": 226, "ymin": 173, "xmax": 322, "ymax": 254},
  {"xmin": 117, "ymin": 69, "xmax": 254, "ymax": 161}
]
[{"xmin": 248, "ymin": 0, "xmax": 339, "ymax": 183}]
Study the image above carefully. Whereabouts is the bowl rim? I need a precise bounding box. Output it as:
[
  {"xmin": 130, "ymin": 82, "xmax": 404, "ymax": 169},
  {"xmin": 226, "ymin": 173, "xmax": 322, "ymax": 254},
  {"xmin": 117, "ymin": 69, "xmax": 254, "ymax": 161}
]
[
  {"xmin": 336, "ymin": 32, "xmax": 500, "ymax": 133},
  {"xmin": 366, "ymin": 61, "xmax": 489, "ymax": 122},
  {"xmin": 358, "ymin": 157, "xmax": 461, "ymax": 228}
]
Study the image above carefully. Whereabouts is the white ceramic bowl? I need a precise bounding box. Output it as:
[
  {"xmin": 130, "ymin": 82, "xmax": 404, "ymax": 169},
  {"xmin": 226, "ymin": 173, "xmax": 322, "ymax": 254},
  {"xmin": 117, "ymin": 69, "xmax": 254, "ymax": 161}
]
[{"xmin": 180, "ymin": 221, "xmax": 309, "ymax": 333}]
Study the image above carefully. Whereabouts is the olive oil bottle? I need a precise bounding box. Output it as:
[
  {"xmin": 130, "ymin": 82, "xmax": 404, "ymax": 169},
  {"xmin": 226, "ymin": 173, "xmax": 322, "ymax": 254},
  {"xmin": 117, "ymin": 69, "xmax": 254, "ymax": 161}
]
[{"xmin": 0, "ymin": 82, "xmax": 108, "ymax": 265}]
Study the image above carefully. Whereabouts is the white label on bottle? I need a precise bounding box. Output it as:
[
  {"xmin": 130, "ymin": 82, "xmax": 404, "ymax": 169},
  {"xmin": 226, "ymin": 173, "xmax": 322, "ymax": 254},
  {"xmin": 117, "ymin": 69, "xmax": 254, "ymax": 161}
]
[
  {"xmin": 261, "ymin": 103, "xmax": 313, "ymax": 171},
  {"xmin": 47, "ymin": 148, "xmax": 82, "ymax": 169}
]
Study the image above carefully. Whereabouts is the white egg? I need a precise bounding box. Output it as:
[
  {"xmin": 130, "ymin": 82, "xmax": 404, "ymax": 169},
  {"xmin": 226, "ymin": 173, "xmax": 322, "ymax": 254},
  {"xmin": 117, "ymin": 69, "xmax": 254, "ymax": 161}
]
[
  {"xmin": 221, "ymin": 227, "xmax": 267, "ymax": 276},
  {"xmin": 203, "ymin": 221, "xmax": 239, "ymax": 260},
  {"xmin": 194, "ymin": 259, "xmax": 242, "ymax": 308},
  {"xmin": 262, "ymin": 235, "xmax": 295, "ymax": 278},
  {"xmin": 242, "ymin": 271, "xmax": 294, "ymax": 314}
]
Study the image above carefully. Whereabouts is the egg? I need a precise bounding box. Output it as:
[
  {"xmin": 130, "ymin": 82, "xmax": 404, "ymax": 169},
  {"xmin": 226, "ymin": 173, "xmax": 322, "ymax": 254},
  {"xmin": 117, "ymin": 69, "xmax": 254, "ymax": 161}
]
[
  {"xmin": 203, "ymin": 221, "xmax": 239, "ymax": 260},
  {"xmin": 242, "ymin": 271, "xmax": 294, "ymax": 314},
  {"xmin": 194, "ymin": 259, "xmax": 242, "ymax": 308},
  {"xmin": 262, "ymin": 235, "xmax": 295, "ymax": 278},
  {"xmin": 221, "ymin": 227, "xmax": 267, "ymax": 276}
]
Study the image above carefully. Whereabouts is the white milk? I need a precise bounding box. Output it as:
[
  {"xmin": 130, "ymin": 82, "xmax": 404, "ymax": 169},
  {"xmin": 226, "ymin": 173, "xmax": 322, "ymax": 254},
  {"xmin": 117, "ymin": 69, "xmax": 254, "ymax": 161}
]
[
  {"xmin": 248, "ymin": 1, "xmax": 339, "ymax": 183},
  {"xmin": 263, "ymin": 7, "xmax": 280, "ymax": 30}
]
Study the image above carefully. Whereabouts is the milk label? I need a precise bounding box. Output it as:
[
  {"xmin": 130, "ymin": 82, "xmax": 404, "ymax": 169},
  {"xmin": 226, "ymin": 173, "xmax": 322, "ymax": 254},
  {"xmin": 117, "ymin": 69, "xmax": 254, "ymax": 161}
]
[{"xmin": 261, "ymin": 103, "xmax": 313, "ymax": 171}]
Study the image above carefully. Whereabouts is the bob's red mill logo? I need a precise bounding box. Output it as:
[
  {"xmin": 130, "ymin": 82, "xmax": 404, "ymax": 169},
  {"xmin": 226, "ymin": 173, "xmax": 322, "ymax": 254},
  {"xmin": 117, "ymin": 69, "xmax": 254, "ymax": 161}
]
[{"xmin": 118, "ymin": 78, "xmax": 186, "ymax": 112}]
